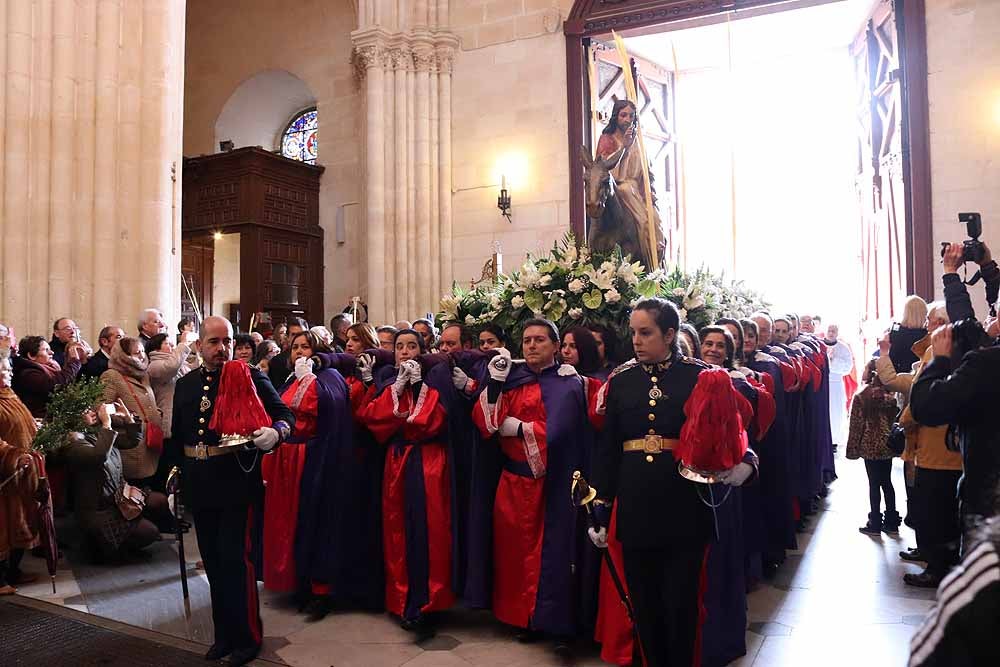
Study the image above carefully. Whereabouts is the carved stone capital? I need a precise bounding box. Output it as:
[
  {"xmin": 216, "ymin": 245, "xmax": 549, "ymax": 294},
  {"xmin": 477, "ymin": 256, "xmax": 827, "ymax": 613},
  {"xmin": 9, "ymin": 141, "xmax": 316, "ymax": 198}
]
[
  {"xmin": 388, "ymin": 47, "xmax": 413, "ymax": 71},
  {"xmin": 434, "ymin": 46, "xmax": 455, "ymax": 74},
  {"xmin": 353, "ymin": 44, "xmax": 385, "ymax": 70},
  {"xmin": 413, "ymin": 46, "xmax": 435, "ymax": 72}
]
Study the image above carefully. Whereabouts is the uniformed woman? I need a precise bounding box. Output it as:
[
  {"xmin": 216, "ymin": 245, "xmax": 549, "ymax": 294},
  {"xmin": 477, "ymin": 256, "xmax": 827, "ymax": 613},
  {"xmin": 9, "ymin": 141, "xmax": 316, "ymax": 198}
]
[{"xmin": 590, "ymin": 298, "xmax": 757, "ymax": 666}]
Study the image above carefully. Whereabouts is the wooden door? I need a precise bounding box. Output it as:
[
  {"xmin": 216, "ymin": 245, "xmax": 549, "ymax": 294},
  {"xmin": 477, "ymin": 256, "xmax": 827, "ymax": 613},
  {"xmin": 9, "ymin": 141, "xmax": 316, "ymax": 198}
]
[
  {"xmin": 587, "ymin": 42, "xmax": 678, "ymax": 264},
  {"xmin": 854, "ymin": 0, "xmax": 907, "ymax": 323},
  {"xmin": 181, "ymin": 235, "xmax": 214, "ymax": 323}
]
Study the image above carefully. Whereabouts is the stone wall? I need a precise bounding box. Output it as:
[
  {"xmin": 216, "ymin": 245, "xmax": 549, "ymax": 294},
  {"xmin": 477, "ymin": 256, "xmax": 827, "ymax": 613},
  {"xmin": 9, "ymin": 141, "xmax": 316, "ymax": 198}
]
[
  {"xmin": 925, "ymin": 0, "xmax": 1000, "ymax": 315},
  {"xmin": 184, "ymin": 0, "xmax": 361, "ymax": 325},
  {"xmin": 448, "ymin": 0, "xmax": 575, "ymax": 288}
]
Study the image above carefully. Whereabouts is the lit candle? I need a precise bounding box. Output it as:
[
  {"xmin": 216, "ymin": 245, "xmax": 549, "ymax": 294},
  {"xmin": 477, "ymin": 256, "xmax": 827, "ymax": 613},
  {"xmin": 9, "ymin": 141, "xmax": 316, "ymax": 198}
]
[{"xmin": 501, "ymin": 174, "xmax": 507, "ymax": 191}]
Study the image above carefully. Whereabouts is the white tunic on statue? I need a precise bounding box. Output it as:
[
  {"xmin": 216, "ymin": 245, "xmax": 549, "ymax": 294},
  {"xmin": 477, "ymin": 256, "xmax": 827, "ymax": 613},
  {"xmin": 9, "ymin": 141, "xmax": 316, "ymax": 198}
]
[{"xmin": 826, "ymin": 340, "xmax": 853, "ymax": 445}]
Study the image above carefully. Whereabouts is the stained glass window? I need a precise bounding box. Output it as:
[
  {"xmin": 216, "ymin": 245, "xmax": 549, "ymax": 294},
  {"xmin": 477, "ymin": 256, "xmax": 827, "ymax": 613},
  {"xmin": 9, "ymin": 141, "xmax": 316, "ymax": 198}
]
[{"xmin": 280, "ymin": 108, "xmax": 318, "ymax": 165}]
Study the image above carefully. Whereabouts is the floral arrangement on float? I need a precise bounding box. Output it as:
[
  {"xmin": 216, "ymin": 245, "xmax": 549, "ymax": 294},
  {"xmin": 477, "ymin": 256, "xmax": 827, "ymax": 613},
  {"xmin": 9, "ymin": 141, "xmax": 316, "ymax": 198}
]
[{"xmin": 437, "ymin": 234, "xmax": 768, "ymax": 354}]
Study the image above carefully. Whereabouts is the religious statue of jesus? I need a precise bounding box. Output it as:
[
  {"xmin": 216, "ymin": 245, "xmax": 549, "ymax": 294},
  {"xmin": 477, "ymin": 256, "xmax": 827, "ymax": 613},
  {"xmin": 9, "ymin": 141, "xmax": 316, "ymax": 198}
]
[{"xmin": 595, "ymin": 99, "xmax": 664, "ymax": 269}]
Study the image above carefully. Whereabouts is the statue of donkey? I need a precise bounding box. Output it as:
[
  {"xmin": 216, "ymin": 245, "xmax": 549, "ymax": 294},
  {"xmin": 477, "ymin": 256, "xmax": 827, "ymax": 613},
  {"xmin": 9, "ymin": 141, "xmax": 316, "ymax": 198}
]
[{"xmin": 579, "ymin": 145, "xmax": 643, "ymax": 264}]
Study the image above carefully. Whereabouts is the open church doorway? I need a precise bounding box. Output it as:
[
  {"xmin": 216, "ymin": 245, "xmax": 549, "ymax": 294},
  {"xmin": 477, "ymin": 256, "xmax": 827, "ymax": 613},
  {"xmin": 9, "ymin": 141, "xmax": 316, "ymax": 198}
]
[{"xmin": 566, "ymin": 0, "xmax": 934, "ymax": 345}]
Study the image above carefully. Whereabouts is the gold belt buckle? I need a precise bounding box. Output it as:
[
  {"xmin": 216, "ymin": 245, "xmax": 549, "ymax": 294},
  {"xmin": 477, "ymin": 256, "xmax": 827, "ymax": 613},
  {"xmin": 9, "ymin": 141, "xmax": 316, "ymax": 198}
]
[
  {"xmin": 195, "ymin": 444, "xmax": 208, "ymax": 461},
  {"xmin": 643, "ymin": 434, "xmax": 662, "ymax": 455}
]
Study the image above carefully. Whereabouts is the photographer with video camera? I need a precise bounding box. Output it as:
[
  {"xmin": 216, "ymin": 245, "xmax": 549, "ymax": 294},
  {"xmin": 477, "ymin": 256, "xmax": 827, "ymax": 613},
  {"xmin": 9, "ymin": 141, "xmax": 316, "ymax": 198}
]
[{"xmin": 910, "ymin": 213, "xmax": 1000, "ymax": 553}]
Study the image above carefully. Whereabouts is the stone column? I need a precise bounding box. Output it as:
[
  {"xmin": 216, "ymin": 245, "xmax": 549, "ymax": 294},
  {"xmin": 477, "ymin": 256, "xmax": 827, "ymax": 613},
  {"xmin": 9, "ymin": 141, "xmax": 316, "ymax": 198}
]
[
  {"xmin": 437, "ymin": 43, "xmax": 456, "ymax": 298},
  {"xmin": 414, "ymin": 38, "xmax": 433, "ymax": 314},
  {"xmin": 352, "ymin": 8, "xmax": 457, "ymax": 323},
  {"xmin": 0, "ymin": 0, "xmax": 185, "ymax": 340},
  {"xmin": 356, "ymin": 40, "xmax": 387, "ymax": 323}
]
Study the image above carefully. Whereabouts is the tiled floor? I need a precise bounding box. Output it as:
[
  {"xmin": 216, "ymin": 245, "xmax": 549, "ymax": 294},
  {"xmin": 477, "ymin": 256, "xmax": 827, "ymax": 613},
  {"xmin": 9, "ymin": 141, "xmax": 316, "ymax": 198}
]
[{"xmin": 14, "ymin": 451, "xmax": 933, "ymax": 666}]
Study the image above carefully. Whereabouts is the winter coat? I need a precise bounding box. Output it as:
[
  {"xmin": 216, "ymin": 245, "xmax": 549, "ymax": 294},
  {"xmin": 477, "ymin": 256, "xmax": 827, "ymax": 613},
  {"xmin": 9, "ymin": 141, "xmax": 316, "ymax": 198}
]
[
  {"xmin": 11, "ymin": 355, "xmax": 81, "ymax": 418},
  {"xmin": 146, "ymin": 345, "xmax": 198, "ymax": 440},
  {"xmin": 100, "ymin": 369, "xmax": 162, "ymax": 481},
  {"xmin": 845, "ymin": 385, "xmax": 898, "ymax": 461}
]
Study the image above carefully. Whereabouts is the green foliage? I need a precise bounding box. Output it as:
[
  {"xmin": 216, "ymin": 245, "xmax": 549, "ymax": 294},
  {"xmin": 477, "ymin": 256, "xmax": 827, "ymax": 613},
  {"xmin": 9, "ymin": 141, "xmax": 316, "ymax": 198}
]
[
  {"xmin": 436, "ymin": 234, "xmax": 769, "ymax": 355},
  {"xmin": 32, "ymin": 377, "xmax": 106, "ymax": 453}
]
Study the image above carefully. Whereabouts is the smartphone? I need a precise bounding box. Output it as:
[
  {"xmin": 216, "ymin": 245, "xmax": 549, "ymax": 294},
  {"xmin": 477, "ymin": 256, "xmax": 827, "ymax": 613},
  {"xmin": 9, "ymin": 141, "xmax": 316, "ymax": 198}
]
[{"xmin": 104, "ymin": 403, "xmax": 118, "ymax": 415}]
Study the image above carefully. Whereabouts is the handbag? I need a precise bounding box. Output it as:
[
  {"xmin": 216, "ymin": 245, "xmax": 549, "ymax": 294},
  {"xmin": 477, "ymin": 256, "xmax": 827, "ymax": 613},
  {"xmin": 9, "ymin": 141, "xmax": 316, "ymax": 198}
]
[
  {"xmin": 118, "ymin": 371, "xmax": 164, "ymax": 454},
  {"xmin": 886, "ymin": 422, "xmax": 906, "ymax": 457},
  {"xmin": 116, "ymin": 482, "xmax": 147, "ymax": 521}
]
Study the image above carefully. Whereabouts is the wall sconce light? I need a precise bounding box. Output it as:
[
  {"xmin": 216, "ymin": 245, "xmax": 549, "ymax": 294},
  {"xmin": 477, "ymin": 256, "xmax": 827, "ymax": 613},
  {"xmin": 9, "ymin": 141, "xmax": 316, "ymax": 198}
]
[
  {"xmin": 213, "ymin": 231, "xmax": 223, "ymax": 241},
  {"xmin": 497, "ymin": 175, "xmax": 511, "ymax": 223}
]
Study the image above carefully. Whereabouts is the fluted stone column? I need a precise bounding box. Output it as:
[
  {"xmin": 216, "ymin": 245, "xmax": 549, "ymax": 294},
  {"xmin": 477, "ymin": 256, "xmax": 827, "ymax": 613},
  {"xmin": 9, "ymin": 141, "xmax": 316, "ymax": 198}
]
[
  {"xmin": 352, "ymin": 2, "xmax": 458, "ymax": 324},
  {"xmin": 0, "ymin": 0, "xmax": 185, "ymax": 341}
]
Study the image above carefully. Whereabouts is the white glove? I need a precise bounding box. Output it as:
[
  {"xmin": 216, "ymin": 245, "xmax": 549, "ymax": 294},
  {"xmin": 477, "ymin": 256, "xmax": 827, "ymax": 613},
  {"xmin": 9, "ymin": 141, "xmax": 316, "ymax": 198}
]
[
  {"xmin": 452, "ymin": 366, "xmax": 471, "ymax": 391},
  {"xmin": 718, "ymin": 461, "xmax": 753, "ymax": 487},
  {"xmin": 401, "ymin": 359, "xmax": 422, "ymax": 385},
  {"xmin": 357, "ymin": 353, "xmax": 375, "ymax": 384},
  {"xmin": 499, "ymin": 416, "xmax": 523, "ymax": 438},
  {"xmin": 393, "ymin": 364, "xmax": 410, "ymax": 395},
  {"xmin": 294, "ymin": 356, "xmax": 314, "ymax": 380},
  {"xmin": 251, "ymin": 426, "xmax": 280, "ymax": 452},
  {"xmin": 488, "ymin": 348, "xmax": 512, "ymax": 382},
  {"xmin": 167, "ymin": 493, "xmax": 176, "ymax": 516},
  {"xmin": 588, "ymin": 526, "xmax": 608, "ymax": 549}
]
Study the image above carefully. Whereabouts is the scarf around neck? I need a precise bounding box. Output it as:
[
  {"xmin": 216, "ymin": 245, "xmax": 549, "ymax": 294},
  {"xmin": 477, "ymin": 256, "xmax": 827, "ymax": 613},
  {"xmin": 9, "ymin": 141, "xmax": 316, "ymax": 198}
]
[{"xmin": 109, "ymin": 344, "xmax": 148, "ymax": 380}]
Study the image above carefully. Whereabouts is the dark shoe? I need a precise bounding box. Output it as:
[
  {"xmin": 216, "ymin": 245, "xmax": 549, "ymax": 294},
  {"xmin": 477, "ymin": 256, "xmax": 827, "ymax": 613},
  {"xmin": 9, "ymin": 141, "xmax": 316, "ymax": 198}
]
[
  {"xmin": 883, "ymin": 510, "xmax": 902, "ymax": 533},
  {"xmin": 859, "ymin": 512, "xmax": 882, "ymax": 536},
  {"xmin": 516, "ymin": 629, "xmax": 543, "ymax": 643},
  {"xmin": 899, "ymin": 548, "xmax": 926, "ymax": 563},
  {"xmin": 9, "ymin": 571, "xmax": 38, "ymax": 585},
  {"xmin": 903, "ymin": 571, "xmax": 942, "ymax": 588},
  {"xmin": 228, "ymin": 645, "xmax": 260, "ymax": 666},
  {"xmin": 553, "ymin": 640, "xmax": 574, "ymax": 662},
  {"xmin": 204, "ymin": 642, "xmax": 232, "ymax": 660},
  {"xmin": 401, "ymin": 616, "xmax": 435, "ymax": 642},
  {"xmin": 303, "ymin": 596, "xmax": 332, "ymax": 623}
]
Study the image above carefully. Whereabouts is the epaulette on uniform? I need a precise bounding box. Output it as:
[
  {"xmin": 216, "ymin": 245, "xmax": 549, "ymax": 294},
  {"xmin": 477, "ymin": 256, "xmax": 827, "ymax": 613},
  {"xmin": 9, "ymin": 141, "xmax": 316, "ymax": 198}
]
[
  {"xmin": 607, "ymin": 358, "xmax": 638, "ymax": 380},
  {"xmin": 679, "ymin": 355, "xmax": 710, "ymax": 368}
]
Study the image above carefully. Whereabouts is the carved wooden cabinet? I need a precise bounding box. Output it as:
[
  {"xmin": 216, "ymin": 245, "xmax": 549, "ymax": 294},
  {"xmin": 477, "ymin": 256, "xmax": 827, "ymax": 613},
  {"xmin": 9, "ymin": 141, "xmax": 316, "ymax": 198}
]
[{"xmin": 182, "ymin": 147, "xmax": 325, "ymax": 330}]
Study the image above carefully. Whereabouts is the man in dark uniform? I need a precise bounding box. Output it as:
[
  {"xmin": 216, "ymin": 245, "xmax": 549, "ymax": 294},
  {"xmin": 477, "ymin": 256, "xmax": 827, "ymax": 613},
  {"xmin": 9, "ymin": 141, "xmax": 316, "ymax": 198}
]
[
  {"xmin": 591, "ymin": 298, "xmax": 758, "ymax": 666},
  {"xmin": 173, "ymin": 316, "xmax": 293, "ymax": 666}
]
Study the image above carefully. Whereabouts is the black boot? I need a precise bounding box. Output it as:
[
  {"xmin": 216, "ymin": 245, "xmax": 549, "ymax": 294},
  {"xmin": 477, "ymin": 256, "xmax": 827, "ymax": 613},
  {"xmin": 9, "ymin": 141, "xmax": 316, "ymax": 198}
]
[
  {"xmin": 883, "ymin": 510, "xmax": 902, "ymax": 533},
  {"xmin": 859, "ymin": 512, "xmax": 882, "ymax": 535}
]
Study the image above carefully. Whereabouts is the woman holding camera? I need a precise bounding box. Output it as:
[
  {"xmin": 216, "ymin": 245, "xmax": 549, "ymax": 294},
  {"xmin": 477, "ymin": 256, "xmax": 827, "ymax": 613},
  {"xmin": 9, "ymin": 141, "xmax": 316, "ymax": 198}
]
[{"xmin": 878, "ymin": 302, "xmax": 963, "ymax": 586}]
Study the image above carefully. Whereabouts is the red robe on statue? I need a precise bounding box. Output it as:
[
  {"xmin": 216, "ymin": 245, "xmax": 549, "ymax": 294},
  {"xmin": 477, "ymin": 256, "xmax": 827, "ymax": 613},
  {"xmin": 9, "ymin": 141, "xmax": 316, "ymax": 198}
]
[
  {"xmin": 359, "ymin": 380, "xmax": 455, "ymax": 619},
  {"xmin": 260, "ymin": 375, "xmax": 317, "ymax": 592}
]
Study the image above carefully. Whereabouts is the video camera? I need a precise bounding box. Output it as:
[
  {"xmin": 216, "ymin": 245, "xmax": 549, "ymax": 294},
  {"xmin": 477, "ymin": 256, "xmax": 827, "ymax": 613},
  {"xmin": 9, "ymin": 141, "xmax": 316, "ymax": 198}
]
[
  {"xmin": 940, "ymin": 212, "xmax": 987, "ymax": 264},
  {"xmin": 950, "ymin": 318, "xmax": 992, "ymax": 360}
]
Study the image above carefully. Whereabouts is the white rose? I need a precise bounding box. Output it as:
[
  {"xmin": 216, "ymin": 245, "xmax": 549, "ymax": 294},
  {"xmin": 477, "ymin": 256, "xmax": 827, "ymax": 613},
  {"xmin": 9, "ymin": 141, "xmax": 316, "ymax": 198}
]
[
  {"xmin": 465, "ymin": 314, "xmax": 476, "ymax": 325},
  {"xmin": 672, "ymin": 287, "xmax": 686, "ymax": 297},
  {"xmin": 569, "ymin": 307, "xmax": 583, "ymax": 319},
  {"xmin": 511, "ymin": 295, "xmax": 525, "ymax": 309},
  {"xmin": 568, "ymin": 278, "xmax": 585, "ymax": 294},
  {"xmin": 539, "ymin": 274, "xmax": 553, "ymax": 286},
  {"xmin": 605, "ymin": 288, "xmax": 622, "ymax": 304}
]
